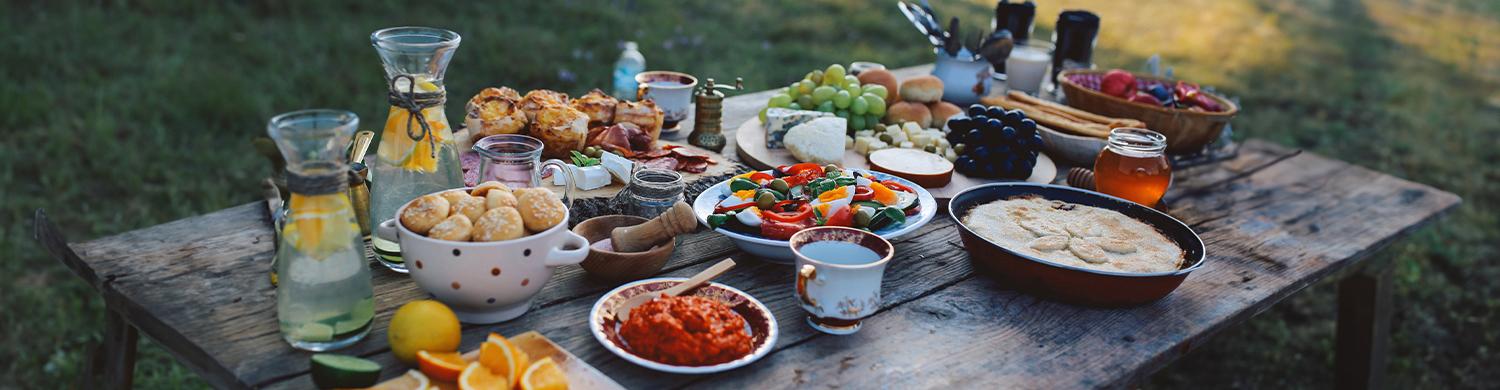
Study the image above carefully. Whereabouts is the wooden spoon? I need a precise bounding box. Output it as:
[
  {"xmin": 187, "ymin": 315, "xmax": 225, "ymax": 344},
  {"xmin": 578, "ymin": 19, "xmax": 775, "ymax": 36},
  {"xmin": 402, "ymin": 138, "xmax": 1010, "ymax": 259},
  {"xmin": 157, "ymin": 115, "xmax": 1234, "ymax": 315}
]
[{"xmin": 612, "ymin": 258, "xmax": 737, "ymax": 322}]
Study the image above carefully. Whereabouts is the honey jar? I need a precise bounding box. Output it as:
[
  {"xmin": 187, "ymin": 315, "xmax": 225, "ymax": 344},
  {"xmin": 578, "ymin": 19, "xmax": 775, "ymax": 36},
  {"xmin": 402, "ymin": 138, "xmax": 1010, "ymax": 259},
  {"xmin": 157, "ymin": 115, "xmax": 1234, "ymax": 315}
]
[{"xmin": 1093, "ymin": 128, "xmax": 1171, "ymax": 207}]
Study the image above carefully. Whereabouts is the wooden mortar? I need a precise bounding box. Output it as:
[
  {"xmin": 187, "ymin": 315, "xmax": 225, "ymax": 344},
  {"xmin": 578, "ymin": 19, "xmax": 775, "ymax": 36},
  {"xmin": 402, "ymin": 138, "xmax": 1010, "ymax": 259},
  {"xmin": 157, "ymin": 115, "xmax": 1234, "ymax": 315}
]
[{"xmin": 609, "ymin": 202, "xmax": 697, "ymax": 253}]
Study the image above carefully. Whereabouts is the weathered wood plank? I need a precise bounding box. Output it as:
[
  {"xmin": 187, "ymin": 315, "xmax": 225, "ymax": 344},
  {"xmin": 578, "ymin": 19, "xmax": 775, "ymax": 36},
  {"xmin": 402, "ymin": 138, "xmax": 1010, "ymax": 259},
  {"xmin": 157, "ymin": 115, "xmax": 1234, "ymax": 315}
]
[
  {"xmin": 102, "ymin": 311, "xmax": 139, "ymax": 390},
  {"xmin": 689, "ymin": 140, "xmax": 1459, "ymax": 389}
]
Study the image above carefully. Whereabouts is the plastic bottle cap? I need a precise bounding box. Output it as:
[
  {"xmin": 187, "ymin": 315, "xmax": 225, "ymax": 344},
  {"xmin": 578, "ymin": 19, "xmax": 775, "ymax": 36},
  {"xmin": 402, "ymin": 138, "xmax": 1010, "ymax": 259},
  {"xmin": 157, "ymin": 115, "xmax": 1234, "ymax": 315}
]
[{"xmin": 623, "ymin": 41, "xmax": 638, "ymax": 51}]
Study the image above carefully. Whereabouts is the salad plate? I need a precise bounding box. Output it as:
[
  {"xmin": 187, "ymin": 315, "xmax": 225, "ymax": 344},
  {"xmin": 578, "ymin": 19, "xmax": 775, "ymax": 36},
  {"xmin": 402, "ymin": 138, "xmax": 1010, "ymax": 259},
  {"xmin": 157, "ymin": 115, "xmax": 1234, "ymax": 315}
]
[{"xmin": 692, "ymin": 164, "xmax": 936, "ymax": 263}]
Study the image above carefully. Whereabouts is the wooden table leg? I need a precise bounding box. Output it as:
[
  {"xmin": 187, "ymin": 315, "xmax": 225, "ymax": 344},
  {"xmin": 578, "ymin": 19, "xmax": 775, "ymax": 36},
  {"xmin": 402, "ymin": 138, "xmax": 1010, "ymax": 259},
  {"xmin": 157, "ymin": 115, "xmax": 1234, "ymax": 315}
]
[
  {"xmin": 102, "ymin": 310, "xmax": 139, "ymax": 390},
  {"xmin": 1335, "ymin": 267, "xmax": 1392, "ymax": 390}
]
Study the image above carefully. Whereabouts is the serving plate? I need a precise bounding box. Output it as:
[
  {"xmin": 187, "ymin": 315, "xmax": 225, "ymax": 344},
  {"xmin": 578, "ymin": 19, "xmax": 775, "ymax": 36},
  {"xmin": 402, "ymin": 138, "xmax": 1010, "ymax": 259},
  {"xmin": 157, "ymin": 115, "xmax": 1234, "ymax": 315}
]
[
  {"xmin": 947, "ymin": 183, "xmax": 1206, "ymax": 306},
  {"xmin": 589, "ymin": 278, "xmax": 778, "ymax": 374},
  {"xmin": 691, "ymin": 170, "xmax": 938, "ymax": 263}
]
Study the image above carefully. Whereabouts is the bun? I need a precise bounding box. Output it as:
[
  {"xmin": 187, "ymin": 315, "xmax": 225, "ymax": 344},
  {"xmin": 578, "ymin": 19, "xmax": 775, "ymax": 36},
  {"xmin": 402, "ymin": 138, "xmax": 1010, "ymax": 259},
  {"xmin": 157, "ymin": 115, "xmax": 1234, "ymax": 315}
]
[
  {"xmin": 928, "ymin": 101, "xmax": 962, "ymax": 124},
  {"xmin": 857, "ymin": 69, "xmax": 900, "ymax": 105},
  {"xmin": 886, "ymin": 101, "xmax": 933, "ymax": 128},
  {"xmin": 472, "ymin": 206, "xmax": 525, "ymax": 242},
  {"xmin": 899, "ymin": 75, "xmax": 944, "ymax": 103},
  {"xmin": 470, "ymin": 181, "xmax": 512, "ymax": 197},
  {"xmin": 485, "ymin": 189, "xmax": 518, "ymax": 210},
  {"xmin": 450, "ymin": 195, "xmax": 487, "ymax": 222},
  {"xmin": 514, "ymin": 188, "xmax": 567, "ymax": 232},
  {"xmin": 427, "ymin": 214, "xmax": 474, "ymax": 242},
  {"xmin": 400, "ymin": 194, "xmax": 450, "ymax": 235}
]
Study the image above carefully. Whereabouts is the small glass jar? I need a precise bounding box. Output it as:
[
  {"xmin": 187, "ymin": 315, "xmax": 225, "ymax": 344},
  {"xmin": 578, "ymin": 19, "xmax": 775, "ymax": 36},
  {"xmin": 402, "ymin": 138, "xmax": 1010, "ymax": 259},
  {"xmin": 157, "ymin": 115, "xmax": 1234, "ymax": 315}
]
[
  {"xmin": 609, "ymin": 168, "xmax": 686, "ymax": 219},
  {"xmin": 1093, "ymin": 128, "xmax": 1172, "ymax": 207}
]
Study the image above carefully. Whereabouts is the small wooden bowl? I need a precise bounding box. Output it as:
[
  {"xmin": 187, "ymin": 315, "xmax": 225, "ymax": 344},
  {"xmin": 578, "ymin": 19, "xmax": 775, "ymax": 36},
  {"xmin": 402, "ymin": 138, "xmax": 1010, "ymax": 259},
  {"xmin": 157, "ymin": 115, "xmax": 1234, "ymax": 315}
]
[{"xmin": 573, "ymin": 215, "xmax": 675, "ymax": 283}]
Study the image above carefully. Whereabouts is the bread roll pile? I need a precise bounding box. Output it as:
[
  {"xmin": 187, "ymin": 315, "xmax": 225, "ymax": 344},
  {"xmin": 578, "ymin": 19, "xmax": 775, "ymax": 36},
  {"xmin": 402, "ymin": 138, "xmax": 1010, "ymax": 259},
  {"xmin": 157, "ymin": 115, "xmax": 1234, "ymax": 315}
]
[{"xmin": 400, "ymin": 182, "xmax": 567, "ymax": 242}]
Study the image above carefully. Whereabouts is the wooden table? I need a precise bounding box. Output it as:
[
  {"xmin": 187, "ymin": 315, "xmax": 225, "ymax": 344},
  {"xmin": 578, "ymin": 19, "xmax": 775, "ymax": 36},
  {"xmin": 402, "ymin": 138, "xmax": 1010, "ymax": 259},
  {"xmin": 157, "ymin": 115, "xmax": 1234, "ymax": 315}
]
[{"xmin": 35, "ymin": 66, "xmax": 1459, "ymax": 389}]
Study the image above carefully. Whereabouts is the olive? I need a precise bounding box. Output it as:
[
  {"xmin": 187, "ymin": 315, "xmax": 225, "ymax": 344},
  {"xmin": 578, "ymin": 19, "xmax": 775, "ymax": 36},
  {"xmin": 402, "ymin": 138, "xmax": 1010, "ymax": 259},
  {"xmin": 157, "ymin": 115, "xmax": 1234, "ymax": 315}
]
[
  {"xmin": 823, "ymin": 164, "xmax": 841, "ymax": 173},
  {"xmin": 923, "ymin": 145, "xmax": 937, "ymax": 154},
  {"xmin": 583, "ymin": 146, "xmax": 601, "ymax": 158},
  {"xmin": 755, "ymin": 191, "xmax": 777, "ymax": 210},
  {"xmin": 879, "ymin": 133, "xmax": 894, "ymax": 144},
  {"xmin": 954, "ymin": 143, "xmax": 968, "ymax": 155},
  {"xmin": 854, "ymin": 206, "xmax": 877, "ymax": 227},
  {"xmin": 768, "ymin": 178, "xmax": 790, "ymax": 193}
]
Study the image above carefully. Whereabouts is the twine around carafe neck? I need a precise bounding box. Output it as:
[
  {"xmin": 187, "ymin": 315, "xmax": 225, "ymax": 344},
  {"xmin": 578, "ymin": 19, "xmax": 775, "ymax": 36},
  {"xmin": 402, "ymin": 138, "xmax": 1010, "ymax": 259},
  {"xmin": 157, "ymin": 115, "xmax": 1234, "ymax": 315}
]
[{"xmin": 387, "ymin": 74, "xmax": 447, "ymax": 160}]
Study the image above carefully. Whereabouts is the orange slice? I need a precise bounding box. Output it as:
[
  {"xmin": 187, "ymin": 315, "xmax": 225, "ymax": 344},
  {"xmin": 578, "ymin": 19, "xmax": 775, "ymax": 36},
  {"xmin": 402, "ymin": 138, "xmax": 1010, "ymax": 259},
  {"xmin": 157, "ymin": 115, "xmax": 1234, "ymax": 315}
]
[
  {"xmin": 485, "ymin": 333, "xmax": 530, "ymax": 387},
  {"xmin": 458, "ymin": 361, "xmax": 511, "ymax": 390},
  {"xmin": 477, "ymin": 340, "xmax": 519, "ymax": 386},
  {"xmin": 519, "ymin": 357, "xmax": 567, "ymax": 390},
  {"xmin": 417, "ymin": 350, "xmax": 467, "ymax": 382},
  {"xmin": 380, "ymin": 105, "xmax": 451, "ymax": 172},
  {"xmin": 370, "ymin": 369, "xmax": 431, "ymax": 390}
]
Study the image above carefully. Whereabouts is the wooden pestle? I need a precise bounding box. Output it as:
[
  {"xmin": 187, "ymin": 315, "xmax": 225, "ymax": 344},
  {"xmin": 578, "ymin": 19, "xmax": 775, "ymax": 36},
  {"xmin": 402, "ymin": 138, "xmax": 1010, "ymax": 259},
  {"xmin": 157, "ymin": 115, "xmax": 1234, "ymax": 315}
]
[{"xmin": 610, "ymin": 202, "xmax": 697, "ymax": 252}]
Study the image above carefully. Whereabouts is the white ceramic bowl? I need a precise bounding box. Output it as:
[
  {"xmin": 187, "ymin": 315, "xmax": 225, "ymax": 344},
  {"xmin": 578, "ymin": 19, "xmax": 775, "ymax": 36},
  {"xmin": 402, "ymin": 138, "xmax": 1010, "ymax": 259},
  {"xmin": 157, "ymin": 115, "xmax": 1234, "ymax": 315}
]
[
  {"xmin": 376, "ymin": 188, "xmax": 588, "ymax": 324},
  {"xmin": 691, "ymin": 171, "xmax": 937, "ymax": 263},
  {"xmin": 590, "ymin": 278, "xmax": 778, "ymax": 374},
  {"xmin": 1036, "ymin": 124, "xmax": 1107, "ymax": 167}
]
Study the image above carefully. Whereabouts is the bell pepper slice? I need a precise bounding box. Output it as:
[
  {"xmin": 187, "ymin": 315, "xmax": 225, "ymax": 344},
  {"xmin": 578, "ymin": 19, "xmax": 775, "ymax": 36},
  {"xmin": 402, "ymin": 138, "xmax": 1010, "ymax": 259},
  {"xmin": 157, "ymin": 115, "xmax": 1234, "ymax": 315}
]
[
  {"xmin": 763, "ymin": 202, "xmax": 813, "ymax": 222},
  {"xmin": 748, "ymin": 172, "xmax": 775, "ymax": 184},
  {"xmin": 824, "ymin": 205, "xmax": 854, "ymax": 227},
  {"xmin": 852, "ymin": 185, "xmax": 875, "ymax": 201},
  {"xmin": 760, "ymin": 218, "xmax": 813, "ymax": 240},
  {"xmin": 785, "ymin": 163, "xmax": 825, "ymax": 176},
  {"xmin": 879, "ymin": 180, "xmax": 915, "ymax": 193},
  {"xmin": 713, "ymin": 202, "xmax": 756, "ymax": 214}
]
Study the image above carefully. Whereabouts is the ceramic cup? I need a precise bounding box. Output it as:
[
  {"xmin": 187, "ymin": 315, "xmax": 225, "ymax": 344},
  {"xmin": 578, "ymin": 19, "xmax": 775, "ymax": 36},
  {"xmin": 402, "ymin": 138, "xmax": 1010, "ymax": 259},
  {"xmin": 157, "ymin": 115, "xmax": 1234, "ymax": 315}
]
[
  {"xmin": 375, "ymin": 188, "xmax": 589, "ymax": 324},
  {"xmin": 932, "ymin": 51, "xmax": 994, "ymax": 106},
  {"xmin": 789, "ymin": 226, "xmax": 894, "ymax": 335},
  {"xmin": 635, "ymin": 71, "xmax": 698, "ymax": 131}
]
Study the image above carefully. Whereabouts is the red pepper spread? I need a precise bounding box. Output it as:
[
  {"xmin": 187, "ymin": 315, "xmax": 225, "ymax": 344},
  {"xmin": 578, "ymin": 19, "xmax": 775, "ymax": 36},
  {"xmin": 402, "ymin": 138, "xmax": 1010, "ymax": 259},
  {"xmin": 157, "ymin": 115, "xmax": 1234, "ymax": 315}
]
[{"xmin": 619, "ymin": 295, "xmax": 753, "ymax": 366}]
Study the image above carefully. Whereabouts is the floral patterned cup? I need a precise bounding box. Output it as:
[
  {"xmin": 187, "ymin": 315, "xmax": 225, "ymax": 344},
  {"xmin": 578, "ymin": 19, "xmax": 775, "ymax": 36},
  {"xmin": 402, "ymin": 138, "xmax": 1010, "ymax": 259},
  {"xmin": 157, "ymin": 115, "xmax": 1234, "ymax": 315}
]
[{"xmin": 790, "ymin": 227, "xmax": 894, "ymax": 335}]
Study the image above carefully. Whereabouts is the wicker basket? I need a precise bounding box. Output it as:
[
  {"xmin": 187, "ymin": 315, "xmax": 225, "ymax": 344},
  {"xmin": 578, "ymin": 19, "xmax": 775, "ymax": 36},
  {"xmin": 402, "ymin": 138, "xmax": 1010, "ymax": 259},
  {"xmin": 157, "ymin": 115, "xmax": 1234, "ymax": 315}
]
[{"xmin": 1057, "ymin": 69, "xmax": 1238, "ymax": 154}]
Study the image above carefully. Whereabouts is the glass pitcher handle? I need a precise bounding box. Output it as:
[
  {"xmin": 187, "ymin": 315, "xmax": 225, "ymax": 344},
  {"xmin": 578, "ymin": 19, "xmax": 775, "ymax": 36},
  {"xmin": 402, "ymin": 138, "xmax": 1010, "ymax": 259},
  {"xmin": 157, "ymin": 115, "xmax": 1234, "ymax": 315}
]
[{"xmin": 539, "ymin": 159, "xmax": 574, "ymax": 208}]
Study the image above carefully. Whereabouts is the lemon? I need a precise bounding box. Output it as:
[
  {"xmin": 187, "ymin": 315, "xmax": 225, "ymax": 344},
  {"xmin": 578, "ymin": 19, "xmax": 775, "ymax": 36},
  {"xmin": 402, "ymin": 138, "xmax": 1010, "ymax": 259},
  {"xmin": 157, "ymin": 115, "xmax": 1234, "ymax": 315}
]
[{"xmin": 388, "ymin": 300, "xmax": 462, "ymax": 364}]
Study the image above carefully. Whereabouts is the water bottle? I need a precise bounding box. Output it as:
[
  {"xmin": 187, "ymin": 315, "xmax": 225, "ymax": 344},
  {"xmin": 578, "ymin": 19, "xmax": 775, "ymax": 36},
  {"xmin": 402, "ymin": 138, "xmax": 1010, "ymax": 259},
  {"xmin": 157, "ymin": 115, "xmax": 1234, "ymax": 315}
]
[{"xmin": 612, "ymin": 41, "xmax": 646, "ymax": 99}]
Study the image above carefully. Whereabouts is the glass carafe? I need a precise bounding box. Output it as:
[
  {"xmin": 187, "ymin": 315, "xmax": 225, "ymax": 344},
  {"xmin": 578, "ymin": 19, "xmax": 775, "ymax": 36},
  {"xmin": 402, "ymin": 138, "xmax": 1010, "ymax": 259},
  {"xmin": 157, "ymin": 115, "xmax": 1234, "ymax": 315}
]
[
  {"xmin": 268, "ymin": 109, "xmax": 375, "ymax": 351},
  {"xmin": 369, "ymin": 26, "xmax": 464, "ymax": 273}
]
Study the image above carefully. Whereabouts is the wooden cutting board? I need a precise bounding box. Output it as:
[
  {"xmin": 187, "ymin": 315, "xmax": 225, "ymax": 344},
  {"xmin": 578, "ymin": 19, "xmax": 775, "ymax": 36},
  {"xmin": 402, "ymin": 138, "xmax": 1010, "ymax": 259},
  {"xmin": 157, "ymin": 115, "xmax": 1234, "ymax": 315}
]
[
  {"xmin": 734, "ymin": 117, "xmax": 1056, "ymax": 200},
  {"xmin": 552, "ymin": 141, "xmax": 748, "ymax": 224}
]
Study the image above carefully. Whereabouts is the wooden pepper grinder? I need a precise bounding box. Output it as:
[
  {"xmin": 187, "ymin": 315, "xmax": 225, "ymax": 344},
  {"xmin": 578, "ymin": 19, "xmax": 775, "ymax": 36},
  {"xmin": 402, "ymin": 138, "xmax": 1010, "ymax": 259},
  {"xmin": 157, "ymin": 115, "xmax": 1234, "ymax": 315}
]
[
  {"xmin": 610, "ymin": 202, "xmax": 697, "ymax": 253},
  {"xmin": 687, "ymin": 77, "xmax": 744, "ymax": 153}
]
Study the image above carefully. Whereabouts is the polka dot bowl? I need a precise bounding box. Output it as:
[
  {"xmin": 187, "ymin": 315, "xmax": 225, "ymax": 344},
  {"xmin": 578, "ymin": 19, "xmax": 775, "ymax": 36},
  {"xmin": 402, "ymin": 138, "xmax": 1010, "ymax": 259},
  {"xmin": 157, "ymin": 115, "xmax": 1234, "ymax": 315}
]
[{"xmin": 376, "ymin": 187, "xmax": 589, "ymax": 324}]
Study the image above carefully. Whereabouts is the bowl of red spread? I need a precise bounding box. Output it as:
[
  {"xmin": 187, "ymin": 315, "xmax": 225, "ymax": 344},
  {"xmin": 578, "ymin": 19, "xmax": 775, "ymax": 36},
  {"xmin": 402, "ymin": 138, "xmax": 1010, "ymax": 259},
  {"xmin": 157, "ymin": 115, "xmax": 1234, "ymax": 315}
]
[{"xmin": 590, "ymin": 277, "xmax": 778, "ymax": 373}]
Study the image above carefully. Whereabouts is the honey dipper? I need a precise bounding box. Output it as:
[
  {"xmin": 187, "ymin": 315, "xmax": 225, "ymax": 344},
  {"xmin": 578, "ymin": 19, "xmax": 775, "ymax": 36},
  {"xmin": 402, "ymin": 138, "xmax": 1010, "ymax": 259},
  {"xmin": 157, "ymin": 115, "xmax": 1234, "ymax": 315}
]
[{"xmin": 609, "ymin": 202, "xmax": 697, "ymax": 253}]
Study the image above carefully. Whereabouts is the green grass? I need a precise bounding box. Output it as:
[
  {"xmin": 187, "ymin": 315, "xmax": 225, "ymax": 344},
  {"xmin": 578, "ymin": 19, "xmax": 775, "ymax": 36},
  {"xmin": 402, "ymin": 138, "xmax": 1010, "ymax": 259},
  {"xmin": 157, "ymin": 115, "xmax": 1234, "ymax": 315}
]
[{"xmin": 3, "ymin": 0, "xmax": 1496, "ymax": 388}]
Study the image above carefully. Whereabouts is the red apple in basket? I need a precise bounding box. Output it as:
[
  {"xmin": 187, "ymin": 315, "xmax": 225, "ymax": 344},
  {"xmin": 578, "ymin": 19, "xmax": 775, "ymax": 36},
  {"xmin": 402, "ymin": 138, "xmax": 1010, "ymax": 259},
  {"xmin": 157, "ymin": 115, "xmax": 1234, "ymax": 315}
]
[
  {"xmin": 1128, "ymin": 92, "xmax": 1162, "ymax": 106},
  {"xmin": 1100, "ymin": 69, "xmax": 1137, "ymax": 99}
]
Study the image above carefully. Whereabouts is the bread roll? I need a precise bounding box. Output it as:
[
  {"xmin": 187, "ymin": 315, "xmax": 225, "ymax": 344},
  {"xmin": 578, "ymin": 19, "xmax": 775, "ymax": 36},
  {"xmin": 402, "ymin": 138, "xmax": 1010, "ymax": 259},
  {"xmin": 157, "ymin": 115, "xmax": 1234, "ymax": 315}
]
[
  {"xmin": 531, "ymin": 104, "xmax": 589, "ymax": 159},
  {"xmin": 400, "ymin": 194, "xmax": 450, "ymax": 235},
  {"xmin": 886, "ymin": 101, "xmax": 933, "ymax": 128},
  {"xmin": 427, "ymin": 214, "xmax": 474, "ymax": 242},
  {"xmin": 856, "ymin": 68, "xmax": 900, "ymax": 105},
  {"xmin": 470, "ymin": 181, "xmax": 512, "ymax": 197},
  {"xmin": 485, "ymin": 189, "xmax": 518, "ymax": 210},
  {"xmin": 450, "ymin": 195, "xmax": 487, "ymax": 222},
  {"xmin": 472, "ymin": 206, "xmax": 525, "ymax": 242},
  {"xmin": 899, "ymin": 75, "xmax": 944, "ymax": 103},
  {"xmin": 928, "ymin": 101, "xmax": 962, "ymax": 124},
  {"xmin": 514, "ymin": 187, "xmax": 567, "ymax": 232}
]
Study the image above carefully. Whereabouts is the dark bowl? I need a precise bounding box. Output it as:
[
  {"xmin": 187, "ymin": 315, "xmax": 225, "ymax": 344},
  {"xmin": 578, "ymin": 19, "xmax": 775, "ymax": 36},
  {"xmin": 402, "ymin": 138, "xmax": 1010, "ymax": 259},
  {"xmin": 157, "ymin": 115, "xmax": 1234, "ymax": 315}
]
[{"xmin": 947, "ymin": 183, "xmax": 1206, "ymax": 307}]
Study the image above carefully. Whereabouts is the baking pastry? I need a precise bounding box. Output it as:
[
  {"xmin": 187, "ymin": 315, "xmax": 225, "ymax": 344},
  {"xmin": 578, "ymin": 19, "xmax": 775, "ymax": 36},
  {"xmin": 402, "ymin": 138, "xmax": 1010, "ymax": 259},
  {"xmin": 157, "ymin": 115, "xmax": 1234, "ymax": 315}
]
[
  {"xmin": 570, "ymin": 89, "xmax": 618, "ymax": 127},
  {"xmin": 470, "ymin": 181, "xmax": 512, "ymax": 197},
  {"xmin": 400, "ymin": 194, "xmax": 451, "ymax": 235},
  {"xmin": 899, "ymin": 75, "xmax": 944, "ymax": 103},
  {"xmin": 886, "ymin": 101, "xmax": 933, "ymax": 128},
  {"xmin": 962, "ymin": 195, "xmax": 1183, "ymax": 273},
  {"xmin": 427, "ymin": 214, "xmax": 474, "ymax": 242},
  {"xmin": 613, "ymin": 98, "xmax": 664, "ymax": 145},
  {"xmin": 519, "ymin": 89, "xmax": 571, "ymax": 123},
  {"xmin": 472, "ymin": 206, "xmax": 525, "ymax": 242},
  {"xmin": 485, "ymin": 189, "xmax": 518, "ymax": 210},
  {"xmin": 928, "ymin": 101, "xmax": 962, "ymax": 124},
  {"xmin": 451, "ymin": 194, "xmax": 487, "ymax": 222},
  {"xmin": 465, "ymin": 87, "xmax": 528, "ymax": 141},
  {"xmin": 531, "ymin": 103, "xmax": 589, "ymax": 159},
  {"xmin": 514, "ymin": 187, "xmax": 567, "ymax": 232}
]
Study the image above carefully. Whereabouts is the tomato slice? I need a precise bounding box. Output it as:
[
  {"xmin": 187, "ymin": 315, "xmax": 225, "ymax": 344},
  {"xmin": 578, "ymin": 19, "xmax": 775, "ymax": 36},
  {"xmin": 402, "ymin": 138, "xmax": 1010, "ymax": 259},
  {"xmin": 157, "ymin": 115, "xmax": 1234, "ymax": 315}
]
[
  {"xmin": 760, "ymin": 218, "xmax": 813, "ymax": 241},
  {"xmin": 824, "ymin": 205, "xmax": 854, "ymax": 227},
  {"xmin": 748, "ymin": 172, "xmax": 775, "ymax": 184},
  {"xmin": 785, "ymin": 163, "xmax": 824, "ymax": 176},
  {"xmin": 763, "ymin": 202, "xmax": 812, "ymax": 222}
]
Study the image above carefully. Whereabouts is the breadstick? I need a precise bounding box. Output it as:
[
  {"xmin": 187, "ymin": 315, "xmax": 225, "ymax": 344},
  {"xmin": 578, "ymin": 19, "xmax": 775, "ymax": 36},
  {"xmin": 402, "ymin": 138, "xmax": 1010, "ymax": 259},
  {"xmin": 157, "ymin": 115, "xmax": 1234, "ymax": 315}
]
[{"xmin": 983, "ymin": 96, "xmax": 1112, "ymax": 138}]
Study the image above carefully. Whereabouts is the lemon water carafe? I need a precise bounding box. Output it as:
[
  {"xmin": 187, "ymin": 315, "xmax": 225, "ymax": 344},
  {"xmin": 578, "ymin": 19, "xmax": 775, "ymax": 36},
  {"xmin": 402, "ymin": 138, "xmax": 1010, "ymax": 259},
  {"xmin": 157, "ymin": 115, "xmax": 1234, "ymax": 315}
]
[
  {"xmin": 268, "ymin": 110, "xmax": 375, "ymax": 351},
  {"xmin": 369, "ymin": 26, "xmax": 464, "ymax": 272}
]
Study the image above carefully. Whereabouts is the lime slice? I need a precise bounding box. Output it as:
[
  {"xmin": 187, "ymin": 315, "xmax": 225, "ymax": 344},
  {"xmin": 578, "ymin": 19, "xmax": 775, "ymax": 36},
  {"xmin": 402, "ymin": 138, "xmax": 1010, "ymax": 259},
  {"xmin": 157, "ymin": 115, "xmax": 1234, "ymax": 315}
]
[
  {"xmin": 333, "ymin": 317, "xmax": 372, "ymax": 338},
  {"xmin": 291, "ymin": 322, "xmax": 334, "ymax": 342},
  {"xmin": 310, "ymin": 353, "xmax": 381, "ymax": 389},
  {"xmin": 351, "ymin": 298, "xmax": 375, "ymax": 324}
]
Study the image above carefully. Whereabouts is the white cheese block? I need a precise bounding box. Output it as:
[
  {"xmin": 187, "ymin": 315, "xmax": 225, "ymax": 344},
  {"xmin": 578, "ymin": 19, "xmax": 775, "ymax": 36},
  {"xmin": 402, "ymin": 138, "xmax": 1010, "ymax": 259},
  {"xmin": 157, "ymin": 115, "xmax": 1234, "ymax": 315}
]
[
  {"xmin": 844, "ymin": 136, "xmax": 855, "ymax": 149},
  {"xmin": 600, "ymin": 151, "xmax": 634, "ymax": 184},
  {"xmin": 784, "ymin": 117, "xmax": 847, "ymax": 165},
  {"xmin": 899, "ymin": 141, "xmax": 915, "ymax": 149},
  {"xmin": 854, "ymin": 136, "xmax": 877, "ymax": 155},
  {"xmin": 910, "ymin": 133, "xmax": 933, "ymax": 147},
  {"xmin": 902, "ymin": 122, "xmax": 923, "ymax": 135},
  {"xmin": 571, "ymin": 165, "xmax": 611, "ymax": 191},
  {"xmin": 764, "ymin": 108, "xmax": 834, "ymax": 149},
  {"xmin": 855, "ymin": 129, "xmax": 876, "ymax": 139}
]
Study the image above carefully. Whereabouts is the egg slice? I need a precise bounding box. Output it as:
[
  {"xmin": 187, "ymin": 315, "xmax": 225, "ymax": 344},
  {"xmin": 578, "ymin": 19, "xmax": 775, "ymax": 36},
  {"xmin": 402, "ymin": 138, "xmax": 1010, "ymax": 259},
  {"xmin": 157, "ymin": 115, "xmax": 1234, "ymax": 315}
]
[
  {"xmin": 813, "ymin": 185, "xmax": 855, "ymax": 212},
  {"xmin": 719, "ymin": 189, "xmax": 758, "ymax": 209},
  {"xmin": 736, "ymin": 206, "xmax": 763, "ymax": 227}
]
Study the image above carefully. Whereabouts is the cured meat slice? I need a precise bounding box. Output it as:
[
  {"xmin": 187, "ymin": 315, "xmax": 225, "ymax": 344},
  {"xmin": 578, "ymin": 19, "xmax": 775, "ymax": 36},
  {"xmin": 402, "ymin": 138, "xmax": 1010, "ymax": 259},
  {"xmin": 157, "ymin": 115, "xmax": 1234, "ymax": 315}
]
[{"xmin": 641, "ymin": 156, "xmax": 679, "ymax": 171}]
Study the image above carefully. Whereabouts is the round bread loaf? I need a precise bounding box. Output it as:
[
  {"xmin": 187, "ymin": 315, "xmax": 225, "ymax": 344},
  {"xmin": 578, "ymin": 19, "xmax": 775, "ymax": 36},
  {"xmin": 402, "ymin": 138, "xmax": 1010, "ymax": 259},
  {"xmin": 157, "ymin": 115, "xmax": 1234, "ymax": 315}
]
[
  {"xmin": 886, "ymin": 101, "xmax": 933, "ymax": 128},
  {"xmin": 856, "ymin": 68, "xmax": 900, "ymax": 105},
  {"xmin": 928, "ymin": 101, "xmax": 962, "ymax": 124},
  {"xmin": 899, "ymin": 75, "xmax": 944, "ymax": 103}
]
